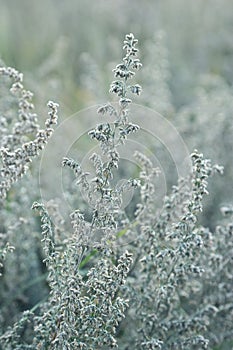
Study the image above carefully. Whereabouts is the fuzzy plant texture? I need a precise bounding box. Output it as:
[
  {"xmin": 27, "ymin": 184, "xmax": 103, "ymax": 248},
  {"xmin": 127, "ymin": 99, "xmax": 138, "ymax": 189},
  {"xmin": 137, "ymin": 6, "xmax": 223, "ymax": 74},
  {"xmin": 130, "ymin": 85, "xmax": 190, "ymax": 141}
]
[{"xmin": 0, "ymin": 33, "xmax": 233, "ymax": 350}]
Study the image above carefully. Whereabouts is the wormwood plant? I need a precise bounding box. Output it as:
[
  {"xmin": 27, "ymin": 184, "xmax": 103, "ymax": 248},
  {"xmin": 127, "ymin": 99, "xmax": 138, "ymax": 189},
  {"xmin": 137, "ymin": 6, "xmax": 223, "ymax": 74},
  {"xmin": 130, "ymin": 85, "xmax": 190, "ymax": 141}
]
[
  {"xmin": 0, "ymin": 66, "xmax": 59, "ymax": 333},
  {"xmin": 0, "ymin": 33, "xmax": 233, "ymax": 349},
  {"xmin": 0, "ymin": 66, "xmax": 58, "ymax": 200}
]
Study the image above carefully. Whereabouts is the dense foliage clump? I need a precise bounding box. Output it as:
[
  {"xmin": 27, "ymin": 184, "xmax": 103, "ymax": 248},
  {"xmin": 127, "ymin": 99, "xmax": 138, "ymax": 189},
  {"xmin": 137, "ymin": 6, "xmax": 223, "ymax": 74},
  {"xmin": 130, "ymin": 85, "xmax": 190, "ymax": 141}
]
[{"xmin": 0, "ymin": 32, "xmax": 232, "ymax": 350}]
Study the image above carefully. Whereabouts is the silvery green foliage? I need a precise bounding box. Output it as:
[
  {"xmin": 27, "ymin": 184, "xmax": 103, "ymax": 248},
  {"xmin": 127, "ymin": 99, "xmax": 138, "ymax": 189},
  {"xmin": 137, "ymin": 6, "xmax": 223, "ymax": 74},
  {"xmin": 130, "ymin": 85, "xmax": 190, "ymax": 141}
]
[
  {"xmin": 0, "ymin": 234, "xmax": 14, "ymax": 277},
  {"xmin": 0, "ymin": 65, "xmax": 58, "ymax": 200},
  {"xmin": 63, "ymin": 33, "xmax": 142, "ymax": 251},
  {"xmin": 0, "ymin": 310, "xmax": 35, "ymax": 350},
  {"xmin": 31, "ymin": 201, "xmax": 133, "ymax": 349},
  {"xmin": 122, "ymin": 151, "xmax": 218, "ymax": 349},
  {"xmin": 0, "ymin": 66, "xmax": 59, "ymax": 335},
  {"xmin": 0, "ymin": 33, "xmax": 141, "ymax": 350},
  {"xmin": 0, "ymin": 33, "xmax": 233, "ymax": 350},
  {"xmin": 0, "ymin": 208, "xmax": 45, "ymax": 337},
  {"xmin": 198, "ymin": 207, "xmax": 233, "ymax": 348},
  {"xmin": 118, "ymin": 151, "xmax": 232, "ymax": 349}
]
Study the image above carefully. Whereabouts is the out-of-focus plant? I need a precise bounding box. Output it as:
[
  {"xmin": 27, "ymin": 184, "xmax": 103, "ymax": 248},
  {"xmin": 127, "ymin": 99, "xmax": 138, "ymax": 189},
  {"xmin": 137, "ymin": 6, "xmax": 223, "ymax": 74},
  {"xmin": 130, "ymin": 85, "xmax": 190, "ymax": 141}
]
[
  {"xmin": 177, "ymin": 74, "xmax": 233, "ymax": 228},
  {"xmin": 141, "ymin": 31, "xmax": 173, "ymax": 116}
]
